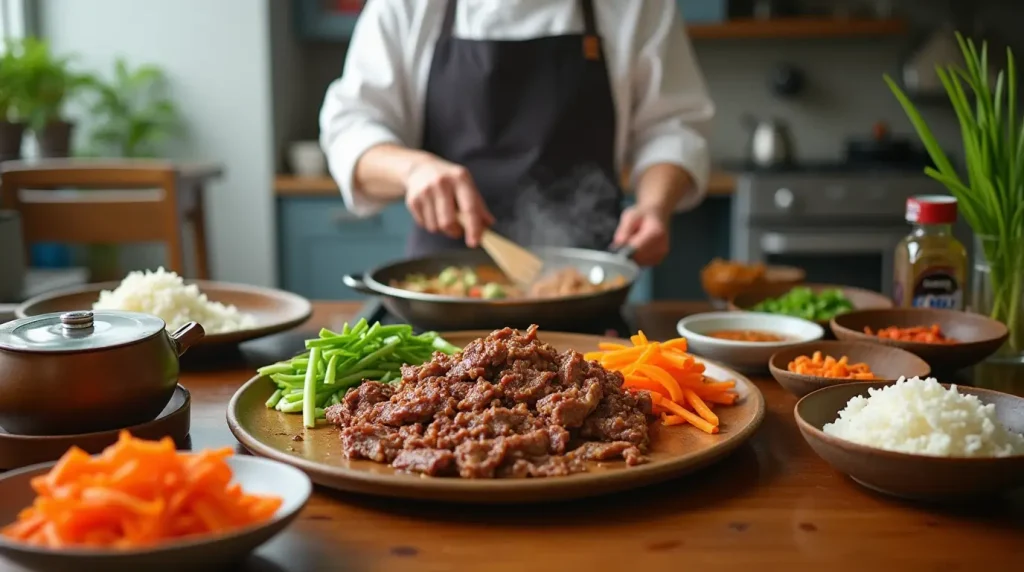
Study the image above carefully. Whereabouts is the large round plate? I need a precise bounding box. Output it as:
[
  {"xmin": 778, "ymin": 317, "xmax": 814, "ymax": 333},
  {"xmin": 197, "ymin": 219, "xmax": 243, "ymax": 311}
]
[
  {"xmin": 15, "ymin": 281, "xmax": 312, "ymax": 347},
  {"xmin": 227, "ymin": 331, "xmax": 766, "ymax": 503}
]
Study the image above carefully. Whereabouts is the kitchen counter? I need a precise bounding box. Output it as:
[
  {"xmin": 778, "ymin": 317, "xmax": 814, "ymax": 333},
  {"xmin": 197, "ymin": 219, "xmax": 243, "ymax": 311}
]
[
  {"xmin": 275, "ymin": 171, "xmax": 738, "ymax": 197},
  {"xmin": 173, "ymin": 301, "xmax": 1022, "ymax": 571}
]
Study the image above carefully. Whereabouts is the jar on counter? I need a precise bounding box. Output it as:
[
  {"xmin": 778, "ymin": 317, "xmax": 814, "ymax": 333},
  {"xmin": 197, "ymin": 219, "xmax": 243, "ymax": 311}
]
[{"xmin": 893, "ymin": 195, "xmax": 967, "ymax": 310}]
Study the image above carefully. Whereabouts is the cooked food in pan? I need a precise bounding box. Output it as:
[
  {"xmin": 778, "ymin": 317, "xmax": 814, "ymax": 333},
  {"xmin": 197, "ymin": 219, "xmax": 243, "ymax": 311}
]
[{"xmin": 391, "ymin": 265, "xmax": 626, "ymax": 300}]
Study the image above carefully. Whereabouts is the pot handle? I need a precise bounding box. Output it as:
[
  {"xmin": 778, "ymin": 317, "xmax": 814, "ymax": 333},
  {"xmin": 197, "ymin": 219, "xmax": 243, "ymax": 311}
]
[
  {"xmin": 610, "ymin": 244, "xmax": 637, "ymax": 260},
  {"xmin": 342, "ymin": 273, "xmax": 376, "ymax": 295},
  {"xmin": 170, "ymin": 322, "xmax": 205, "ymax": 356}
]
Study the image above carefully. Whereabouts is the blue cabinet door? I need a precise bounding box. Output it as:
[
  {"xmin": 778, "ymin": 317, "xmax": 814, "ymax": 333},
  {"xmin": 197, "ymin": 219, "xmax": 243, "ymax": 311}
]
[
  {"xmin": 278, "ymin": 197, "xmax": 411, "ymax": 300},
  {"xmin": 294, "ymin": 0, "xmax": 363, "ymax": 41}
]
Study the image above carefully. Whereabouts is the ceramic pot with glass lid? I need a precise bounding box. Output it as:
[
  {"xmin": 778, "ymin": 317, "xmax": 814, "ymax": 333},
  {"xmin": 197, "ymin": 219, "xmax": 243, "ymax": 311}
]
[{"xmin": 0, "ymin": 310, "xmax": 204, "ymax": 436}]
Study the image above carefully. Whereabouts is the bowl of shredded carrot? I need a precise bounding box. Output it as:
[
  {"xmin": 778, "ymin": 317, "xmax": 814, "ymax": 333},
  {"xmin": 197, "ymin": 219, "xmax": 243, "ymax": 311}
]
[
  {"xmin": 584, "ymin": 331, "xmax": 742, "ymax": 435},
  {"xmin": 0, "ymin": 432, "xmax": 310, "ymax": 570},
  {"xmin": 830, "ymin": 308, "xmax": 1010, "ymax": 372},
  {"xmin": 768, "ymin": 340, "xmax": 931, "ymax": 397}
]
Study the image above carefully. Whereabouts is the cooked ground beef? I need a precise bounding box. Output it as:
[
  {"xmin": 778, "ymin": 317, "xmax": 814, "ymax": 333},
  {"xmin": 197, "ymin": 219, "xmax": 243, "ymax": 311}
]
[{"xmin": 325, "ymin": 325, "xmax": 654, "ymax": 478}]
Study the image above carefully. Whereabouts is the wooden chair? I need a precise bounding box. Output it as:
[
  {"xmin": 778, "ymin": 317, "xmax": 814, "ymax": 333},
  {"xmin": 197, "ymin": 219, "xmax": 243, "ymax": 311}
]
[{"xmin": 0, "ymin": 159, "xmax": 222, "ymax": 279}]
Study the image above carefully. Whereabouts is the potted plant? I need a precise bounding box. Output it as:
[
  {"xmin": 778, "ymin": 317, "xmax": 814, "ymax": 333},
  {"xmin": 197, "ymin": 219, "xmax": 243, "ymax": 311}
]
[
  {"xmin": 0, "ymin": 40, "xmax": 30, "ymax": 162},
  {"xmin": 84, "ymin": 58, "xmax": 182, "ymax": 157},
  {"xmin": 19, "ymin": 38, "xmax": 93, "ymax": 158},
  {"xmin": 80, "ymin": 58, "xmax": 183, "ymax": 281},
  {"xmin": 886, "ymin": 34, "xmax": 1024, "ymax": 362}
]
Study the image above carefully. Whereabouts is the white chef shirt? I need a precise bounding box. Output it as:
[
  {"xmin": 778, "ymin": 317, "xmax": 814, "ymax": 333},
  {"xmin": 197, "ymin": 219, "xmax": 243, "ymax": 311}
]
[{"xmin": 320, "ymin": 0, "xmax": 715, "ymax": 218}]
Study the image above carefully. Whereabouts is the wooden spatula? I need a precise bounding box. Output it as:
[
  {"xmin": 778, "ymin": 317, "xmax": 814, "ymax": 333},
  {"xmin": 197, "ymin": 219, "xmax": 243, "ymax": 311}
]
[{"xmin": 478, "ymin": 228, "xmax": 544, "ymax": 287}]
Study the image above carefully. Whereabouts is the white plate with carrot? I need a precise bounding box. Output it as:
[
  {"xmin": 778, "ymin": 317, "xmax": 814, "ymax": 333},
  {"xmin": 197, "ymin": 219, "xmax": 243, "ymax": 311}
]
[
  {"xmin": 0, "ymin": 432, "xmax": 311, "ymax": 571},
  {"xmin": 228, "ymin": 330, "xmax": 766, "ymax": 504}
]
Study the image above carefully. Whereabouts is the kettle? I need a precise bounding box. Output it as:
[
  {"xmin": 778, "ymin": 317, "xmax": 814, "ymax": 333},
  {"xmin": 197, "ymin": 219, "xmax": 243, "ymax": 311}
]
[{"xmin": 743, "ymin": 115, "xmax": 795, "ymax": 168}]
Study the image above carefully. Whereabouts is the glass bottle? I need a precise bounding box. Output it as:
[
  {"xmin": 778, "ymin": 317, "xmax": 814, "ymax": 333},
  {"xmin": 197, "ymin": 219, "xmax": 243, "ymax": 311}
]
[{"xmin": 893, "ymin": 196, "xmax": 967, "ymax": 309}]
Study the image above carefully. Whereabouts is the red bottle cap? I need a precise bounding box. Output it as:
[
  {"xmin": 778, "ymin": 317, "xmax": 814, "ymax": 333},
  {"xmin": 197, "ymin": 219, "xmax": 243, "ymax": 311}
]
[{"xmin": 906, "ymin": 195, "xmax": 958, "ymax": 224}]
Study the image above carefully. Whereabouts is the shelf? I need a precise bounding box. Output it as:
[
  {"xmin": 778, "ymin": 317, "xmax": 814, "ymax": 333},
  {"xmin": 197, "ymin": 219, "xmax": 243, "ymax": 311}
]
[
  {"xmin": 688, "ymin": 18, "xmax": 908, "ymax": 40},
  {"xmin": 275, "ymin": 173, "xmax": 736, "ymax": 198}
]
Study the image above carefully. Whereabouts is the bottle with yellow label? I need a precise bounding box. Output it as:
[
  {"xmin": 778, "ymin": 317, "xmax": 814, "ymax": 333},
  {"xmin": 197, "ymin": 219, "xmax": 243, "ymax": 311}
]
[{"xmin": 893, "ymin": 196, "xmax": 967, "ymax": 310}]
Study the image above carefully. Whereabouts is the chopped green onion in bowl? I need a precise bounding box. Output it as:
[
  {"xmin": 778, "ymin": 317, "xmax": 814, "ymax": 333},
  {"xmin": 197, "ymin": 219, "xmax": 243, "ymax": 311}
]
[{"xmin": 751, "ymin": 287, "xmax": 854, "ymax": 322}]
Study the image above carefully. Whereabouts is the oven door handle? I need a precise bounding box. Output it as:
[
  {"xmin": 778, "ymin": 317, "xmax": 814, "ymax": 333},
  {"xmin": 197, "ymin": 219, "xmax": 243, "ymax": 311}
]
[{"xmin": 760, "ymin": 232, "xmax": 899, "ymax": 255}]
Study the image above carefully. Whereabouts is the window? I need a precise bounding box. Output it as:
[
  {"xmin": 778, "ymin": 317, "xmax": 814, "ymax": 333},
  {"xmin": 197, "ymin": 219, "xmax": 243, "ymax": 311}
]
[{"xmin": 0, "ymin": 0, "xmax": 27, "ymax": 46}]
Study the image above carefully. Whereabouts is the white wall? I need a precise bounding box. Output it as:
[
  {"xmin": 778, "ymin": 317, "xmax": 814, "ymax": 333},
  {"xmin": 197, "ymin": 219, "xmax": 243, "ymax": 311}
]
[{"xmin": 38, "ymin": 0, "xmax": 277, "ymax": 286}]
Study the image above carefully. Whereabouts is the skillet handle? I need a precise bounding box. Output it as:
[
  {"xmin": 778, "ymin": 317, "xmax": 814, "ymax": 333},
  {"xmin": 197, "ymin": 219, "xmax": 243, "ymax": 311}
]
[
  {"xmin": 610, "ymin": 244, "xmax": 637, "ymax": 260},
  {"xmin": 342, "ymin": 274, "xmax": 376, "ymax": 295}
]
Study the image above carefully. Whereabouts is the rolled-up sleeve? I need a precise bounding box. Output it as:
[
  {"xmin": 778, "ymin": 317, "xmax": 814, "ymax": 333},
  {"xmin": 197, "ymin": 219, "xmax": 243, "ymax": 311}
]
[
  {"xmin": 319, "ymin": 0, "xmax": 411, "ymax": 217},
  {"xmin": 628, "ymin": 0, "xmax": 715, "ymax": 211}
]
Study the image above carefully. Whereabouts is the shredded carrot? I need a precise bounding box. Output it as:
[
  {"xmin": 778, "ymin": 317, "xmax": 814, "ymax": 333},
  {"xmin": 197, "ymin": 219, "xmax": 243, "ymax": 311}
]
[
  {"xmin": 702, "ymin": 392, "xmax": 738, "ymax": 405},
  {"xmin": 865, "ymin": 324, "xmax": 957, "ymax": 344},
  {"xmin": 587, "ymin": 332, "xmax": 739, "ymax": 434},
  {"xmin": 682, "ymin": 388, "xmax": 718, "ymax": 426},
  {"xmin": 1, "ymin": 432, "xmax": 282, "ymax": 549},
  {"xmin": 654, "ymin": 395, "xmax": 719, "ymax": 434},
  {"xmin": 787, "ymin": 351, "xmax": 876, "ymax": 380},
  {"xmin": 661, "ymin": 414, "xmax": 688, "ymax": 426}
]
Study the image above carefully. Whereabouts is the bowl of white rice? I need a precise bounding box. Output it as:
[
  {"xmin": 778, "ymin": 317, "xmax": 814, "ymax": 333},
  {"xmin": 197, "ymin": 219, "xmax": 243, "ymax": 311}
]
[
  {"xmin": 795, "ymin": 377, "xmax": 1024, "ymax": 501},
  {"xmin": 15, "ymin": 269, "xmax": 312, "ymax": 348}
]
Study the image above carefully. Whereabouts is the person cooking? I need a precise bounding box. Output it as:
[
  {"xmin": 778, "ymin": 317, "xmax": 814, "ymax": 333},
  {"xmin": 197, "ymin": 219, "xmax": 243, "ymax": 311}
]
[{"xmin": 320, "ymin": 0, "xmax": 714, "ymax": 267}]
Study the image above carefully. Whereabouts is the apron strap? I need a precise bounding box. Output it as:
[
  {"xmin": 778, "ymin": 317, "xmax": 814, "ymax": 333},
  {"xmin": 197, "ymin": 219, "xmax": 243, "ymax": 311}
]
[
  {"xmin": 580, "ymin": 0, "xmax": 598, "ymax": 36},
  {"xmin": 440, "ymin": 0, "xmax": 457, "ymax": 40},
  {"xmin": 580, "ymin": 0, "xmax": 601, "ymax": 61}
]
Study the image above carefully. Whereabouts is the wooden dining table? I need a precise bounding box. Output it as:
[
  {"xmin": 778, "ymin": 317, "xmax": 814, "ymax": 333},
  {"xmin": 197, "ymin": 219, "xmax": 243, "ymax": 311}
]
[{"xmin": 64, "ymin": 301, "xmax": 1024, "ymax": 572}]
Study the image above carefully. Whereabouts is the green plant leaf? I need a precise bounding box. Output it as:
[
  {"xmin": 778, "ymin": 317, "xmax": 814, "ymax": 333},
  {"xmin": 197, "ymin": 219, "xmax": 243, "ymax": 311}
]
[
  {"xmin": 82, "ymin": 57, "xmax": 182, "ymax": 157},
  {"xmin": 884, "ymin": 75, "xmax": 960, "ymax": 181}
]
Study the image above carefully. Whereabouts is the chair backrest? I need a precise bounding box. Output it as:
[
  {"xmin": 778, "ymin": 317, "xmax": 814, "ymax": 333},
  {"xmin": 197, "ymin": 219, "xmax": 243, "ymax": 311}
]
[{"xmin": 0, "ymin": 159, "xmax": 181, "ymax": 245}]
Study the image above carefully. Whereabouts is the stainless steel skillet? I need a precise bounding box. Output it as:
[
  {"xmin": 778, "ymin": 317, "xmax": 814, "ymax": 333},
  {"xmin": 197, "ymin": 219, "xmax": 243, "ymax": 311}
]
[{"xmin": 342, "ymin": 246, "xmax": 638, "ymax": 331}]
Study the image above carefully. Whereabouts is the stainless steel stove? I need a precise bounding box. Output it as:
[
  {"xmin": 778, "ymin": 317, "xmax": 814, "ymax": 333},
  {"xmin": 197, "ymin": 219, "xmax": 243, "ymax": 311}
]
[{"xmin": 729, "ymin": 161, "xmax": 970, "ymax": 296}]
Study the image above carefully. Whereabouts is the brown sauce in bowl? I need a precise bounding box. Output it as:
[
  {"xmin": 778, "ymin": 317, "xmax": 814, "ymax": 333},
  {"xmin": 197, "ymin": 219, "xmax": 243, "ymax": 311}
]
[{"xmin": 707, "ymin": 330, "xmax": 789, "ymax": 343}]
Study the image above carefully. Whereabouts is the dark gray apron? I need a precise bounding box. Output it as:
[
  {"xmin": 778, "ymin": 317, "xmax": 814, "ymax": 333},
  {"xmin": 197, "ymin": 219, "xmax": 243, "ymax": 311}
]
[{"xmin": 407, "ymin": 0, "xmax": 621, "ymax": 256}]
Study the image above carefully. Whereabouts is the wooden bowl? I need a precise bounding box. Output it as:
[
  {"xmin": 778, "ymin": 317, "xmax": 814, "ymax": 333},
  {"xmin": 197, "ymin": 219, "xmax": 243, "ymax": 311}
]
[
  {"xmin": 729, "ymin": 283, "xmax": 893, "ymax": 331},
  {"xmin": 830, "ymin": 309, "xmax": 1009, "ymax": 373},
  {"xmin": 700, "ymin": 262, "xmax": 806, "ymax": 304},
  {"xmin": 795, "ymin": 382, "xmax": 1024, "ymax": 501},
  {"xmin": 769, "ymin": 340, "xmax": 931, "ymax": 398}
]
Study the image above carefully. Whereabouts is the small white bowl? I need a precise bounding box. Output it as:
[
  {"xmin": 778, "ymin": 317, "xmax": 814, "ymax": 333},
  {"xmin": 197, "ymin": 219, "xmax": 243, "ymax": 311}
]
[{"xmin": 677, "ymin": 312, "xmax": 825, "ymax": 373}]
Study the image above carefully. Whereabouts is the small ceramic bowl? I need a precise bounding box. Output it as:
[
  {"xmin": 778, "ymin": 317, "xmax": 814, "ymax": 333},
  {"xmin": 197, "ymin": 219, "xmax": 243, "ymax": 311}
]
[
  {"xmin": 0, "ymin": 455, "xmax": 311, "ymax": 572},
  {"xmin": 795, "ymin": 382, "xmax": 1024, "ymax": 501},
  {"xmin": 830, "ymin": 308, "xmax": 1009, "ymax": 372},
  {"xmin": 768, "ymin": 340, "xmax": 931, "ymax": 398},
  {"xmin": 729, "ymin": 283, "xmax": 894, "ymax": 331},
  {"xmin": 676, "ymin": 311, "xmax": 825, "ymax": 373}
]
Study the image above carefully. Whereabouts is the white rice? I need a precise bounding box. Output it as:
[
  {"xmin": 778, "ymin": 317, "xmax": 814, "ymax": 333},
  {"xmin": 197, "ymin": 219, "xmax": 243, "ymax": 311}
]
[
  {"xmin": 823, "ymin": 376, "xmax": 1024, "ymax": 458},
  {"xmin": 93, "ymin": 267, "xmax": 257, "ymax": 334}
]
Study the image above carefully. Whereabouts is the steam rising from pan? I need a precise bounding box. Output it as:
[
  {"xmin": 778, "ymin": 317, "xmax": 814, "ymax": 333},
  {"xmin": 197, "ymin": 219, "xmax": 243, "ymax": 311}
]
[{"xmin": 497, "ymin": 164, "xmax": 621, "ymax": 251}]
